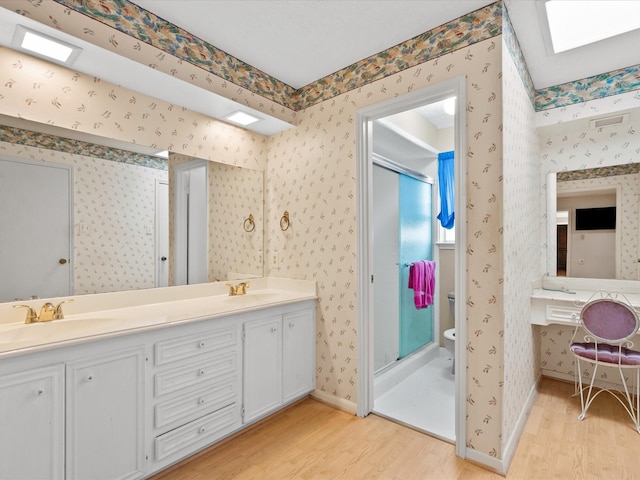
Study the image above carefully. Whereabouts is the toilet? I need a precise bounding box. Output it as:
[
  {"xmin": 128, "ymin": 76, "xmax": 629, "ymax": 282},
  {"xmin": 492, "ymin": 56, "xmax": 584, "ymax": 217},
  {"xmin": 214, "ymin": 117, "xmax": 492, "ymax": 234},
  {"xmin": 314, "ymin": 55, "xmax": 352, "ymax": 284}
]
[{"xmin": 444, "ymin": 291, "xmax": 456, "ymax": 374}]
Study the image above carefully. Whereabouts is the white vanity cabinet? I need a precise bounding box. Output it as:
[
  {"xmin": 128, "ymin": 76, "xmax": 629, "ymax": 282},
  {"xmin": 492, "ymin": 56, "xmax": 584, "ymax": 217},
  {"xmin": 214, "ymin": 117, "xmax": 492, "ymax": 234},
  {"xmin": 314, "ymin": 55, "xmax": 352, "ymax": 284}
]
[
  {"xmin": 0, "ymin": 364, "xmax": 65, "ymax": 480},
  {"xmin": 66, "ymin": 346, "xmax": 146, "ymax": 480},
  {"xmin": 149, "ymin": 318, "xmax": 242, "ymax": 471},
  {"xmin": 0, "ymin": 291, "xmax": 316, "ymax": 480},
  {"xmin": 243, "ymin": 306, "xmax": 315, "ymax": 424}
]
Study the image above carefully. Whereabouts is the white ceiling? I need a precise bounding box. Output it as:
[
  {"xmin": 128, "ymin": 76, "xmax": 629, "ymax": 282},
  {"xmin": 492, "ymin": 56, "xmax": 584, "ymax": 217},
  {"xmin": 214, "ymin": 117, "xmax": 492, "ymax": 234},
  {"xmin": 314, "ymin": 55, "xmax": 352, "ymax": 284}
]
[
  {"xmin": 133, "ymin": 0, "xmax": 640, "ymax": 91},
  {"xmin": 1, "ymin": 0, "xmax": 639, "ymax": 140}
]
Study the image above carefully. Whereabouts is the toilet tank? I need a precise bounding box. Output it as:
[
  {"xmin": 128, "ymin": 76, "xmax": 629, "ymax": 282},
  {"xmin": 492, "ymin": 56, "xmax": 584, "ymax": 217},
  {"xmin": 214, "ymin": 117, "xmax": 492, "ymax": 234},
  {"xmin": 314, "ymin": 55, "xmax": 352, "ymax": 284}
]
[{"xmin": 447, "ymin": 291, "xmax": 455, "ymax": 320}]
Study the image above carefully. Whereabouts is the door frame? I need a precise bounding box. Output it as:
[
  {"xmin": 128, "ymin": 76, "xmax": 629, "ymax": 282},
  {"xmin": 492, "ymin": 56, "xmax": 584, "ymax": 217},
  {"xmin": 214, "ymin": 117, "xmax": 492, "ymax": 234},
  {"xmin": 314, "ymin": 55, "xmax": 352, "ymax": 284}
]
[
  {"xmin": 356, "ymin": 76, "xmax": 467, "ymax": 458},
  {"xmin": 173, "ymin": 159, "xmax": 209, "ymax": 285},
  {"xmin": 155, "ymin": 179, "xmax": 169, "ymax": 287}
]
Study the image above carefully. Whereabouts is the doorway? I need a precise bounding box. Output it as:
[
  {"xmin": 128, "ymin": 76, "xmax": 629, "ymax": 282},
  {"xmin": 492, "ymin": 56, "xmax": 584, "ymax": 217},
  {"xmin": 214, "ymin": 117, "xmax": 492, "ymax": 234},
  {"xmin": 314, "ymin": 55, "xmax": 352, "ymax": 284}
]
[
  {"xmin": 356, "ymin": 77, "xmax": 467, "ymax": 457},
  {"xmin": 0, "ymin": 156, "xmax": 72, "ymax": 301},
  {"xmin": 174, "ymin": 159, "xmax": 208, "ymax": 285}
]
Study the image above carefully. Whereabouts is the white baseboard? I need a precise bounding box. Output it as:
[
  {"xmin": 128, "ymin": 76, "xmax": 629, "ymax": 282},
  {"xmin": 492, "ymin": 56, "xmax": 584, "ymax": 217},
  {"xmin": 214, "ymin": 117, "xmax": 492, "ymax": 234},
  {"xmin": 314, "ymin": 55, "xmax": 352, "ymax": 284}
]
[
  {"xmin": 501, "ymin": 374, "xmax": 541, "ymax": 474},
  {"xmin": 465, "ymin": 448, "xmax": 505, "ymax": 476},
  {"xmin": 310, "ymin": 389, "xmax": 358, "ymax": 415}
]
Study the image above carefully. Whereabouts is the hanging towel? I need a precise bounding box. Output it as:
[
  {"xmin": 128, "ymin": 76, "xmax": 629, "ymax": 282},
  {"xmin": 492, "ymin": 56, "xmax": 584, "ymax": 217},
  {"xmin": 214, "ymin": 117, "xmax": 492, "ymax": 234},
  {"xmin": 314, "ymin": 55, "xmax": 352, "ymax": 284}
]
[{"xmin": 408, "ymin": 260, "xmax": 436, "ymax": 309}]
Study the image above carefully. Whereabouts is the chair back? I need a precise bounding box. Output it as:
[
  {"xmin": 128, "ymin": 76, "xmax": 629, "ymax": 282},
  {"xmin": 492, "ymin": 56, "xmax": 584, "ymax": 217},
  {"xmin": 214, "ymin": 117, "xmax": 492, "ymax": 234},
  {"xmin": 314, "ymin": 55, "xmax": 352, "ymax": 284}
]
[{"xmin": 580, "ymin": 298, "xmax": 639, "ymax": 343}]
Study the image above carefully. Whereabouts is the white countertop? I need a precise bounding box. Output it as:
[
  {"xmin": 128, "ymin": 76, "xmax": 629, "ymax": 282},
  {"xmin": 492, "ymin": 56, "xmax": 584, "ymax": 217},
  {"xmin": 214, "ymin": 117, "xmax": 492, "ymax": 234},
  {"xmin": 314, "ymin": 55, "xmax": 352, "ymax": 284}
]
[
  {"xmin": 531, "ymin": 276, "xmax": 640, "ymax": 326},
  {"xmin": 0, "ymin": 278, "xmax": 316, "ymax": 358}
]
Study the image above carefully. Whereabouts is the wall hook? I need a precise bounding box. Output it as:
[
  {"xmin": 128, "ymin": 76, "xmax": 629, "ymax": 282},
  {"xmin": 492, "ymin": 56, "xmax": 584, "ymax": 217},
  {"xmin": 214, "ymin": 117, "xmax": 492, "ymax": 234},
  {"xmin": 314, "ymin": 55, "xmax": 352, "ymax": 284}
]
[
  {"xmin": 280, "ymin": 210, "xmax": 290, "ymax": 231},
  {"xmin": 243, "ymin": 213, "xmax": 255, "ymax": 232}
]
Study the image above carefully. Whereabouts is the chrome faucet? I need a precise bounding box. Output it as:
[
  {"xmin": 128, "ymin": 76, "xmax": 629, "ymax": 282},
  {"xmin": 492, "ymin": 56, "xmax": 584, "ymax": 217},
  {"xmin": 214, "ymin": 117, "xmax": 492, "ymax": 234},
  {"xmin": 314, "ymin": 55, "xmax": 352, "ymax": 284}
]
[
  {"xmin": 14, "ymin": 299, "xmax": 74, "ymax": 324},
  {"xmin": 225, "ymin": 282, "xmax": 250, "ymax": 296}
]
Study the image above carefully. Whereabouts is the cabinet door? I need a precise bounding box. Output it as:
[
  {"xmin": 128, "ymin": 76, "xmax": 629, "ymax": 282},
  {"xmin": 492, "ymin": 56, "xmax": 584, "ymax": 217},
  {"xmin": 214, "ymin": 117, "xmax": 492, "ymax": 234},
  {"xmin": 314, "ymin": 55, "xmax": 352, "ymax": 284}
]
[
  {"xmin": 0, "ymin": 365, "xmax": 64, "ymax": 480},
  {"xmin": 283, "ymin": 309, "xmax": 316, "ymax": 403},
  {"xmin": 243, "ymin": 315, "xmax": 282, "ymax": 423},
  {"xmin": 66, "ymin": 346, "xmax": 146, "ymax": 480}
]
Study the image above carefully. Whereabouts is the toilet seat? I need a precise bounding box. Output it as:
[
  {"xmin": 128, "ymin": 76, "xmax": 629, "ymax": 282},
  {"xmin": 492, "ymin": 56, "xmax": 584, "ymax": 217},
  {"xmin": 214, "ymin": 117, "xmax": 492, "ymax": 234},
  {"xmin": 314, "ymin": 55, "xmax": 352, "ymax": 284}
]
[{"xmin": 444, "ymin": 328, "xmax": 455, "ymax": 341}]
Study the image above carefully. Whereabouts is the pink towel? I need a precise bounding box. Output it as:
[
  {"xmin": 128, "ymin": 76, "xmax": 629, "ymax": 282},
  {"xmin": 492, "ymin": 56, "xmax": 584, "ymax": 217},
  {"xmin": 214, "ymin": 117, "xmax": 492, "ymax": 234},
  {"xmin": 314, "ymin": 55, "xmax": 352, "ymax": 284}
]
[{"xmin": 408, "ymin": 260, "xmax": 436, "ymax": 309}]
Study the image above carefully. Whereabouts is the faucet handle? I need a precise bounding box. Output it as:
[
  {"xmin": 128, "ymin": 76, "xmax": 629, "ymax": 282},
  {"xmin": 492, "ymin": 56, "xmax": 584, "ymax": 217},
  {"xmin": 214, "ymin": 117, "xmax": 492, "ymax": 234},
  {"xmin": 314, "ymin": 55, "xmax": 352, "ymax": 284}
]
[
  {"xmin": 225, "ymin": 283, "xmax": 236, "ymax": 296},
  {"xmin": 39, "ymin": 303, "xmax": 55, "ymax": 322},
  {"xmin": 236, "ymin": 282, "xmax": 250, "ymax": 295},
  {"xmin": 13, "ymin": 305, "xmax": 38, "ymax": 324},
  {"xmin": 54, "ymin": 299, "xmax": 73, "ymax": 320}
]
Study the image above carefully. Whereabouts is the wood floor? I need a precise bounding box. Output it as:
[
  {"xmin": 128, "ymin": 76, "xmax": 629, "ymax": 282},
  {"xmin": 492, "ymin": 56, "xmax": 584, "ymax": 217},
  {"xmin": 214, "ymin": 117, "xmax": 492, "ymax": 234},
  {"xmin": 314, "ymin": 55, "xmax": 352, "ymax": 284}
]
[{"xmin": 152, "ymin": 379, "xmax": 640, "ymax": 480}]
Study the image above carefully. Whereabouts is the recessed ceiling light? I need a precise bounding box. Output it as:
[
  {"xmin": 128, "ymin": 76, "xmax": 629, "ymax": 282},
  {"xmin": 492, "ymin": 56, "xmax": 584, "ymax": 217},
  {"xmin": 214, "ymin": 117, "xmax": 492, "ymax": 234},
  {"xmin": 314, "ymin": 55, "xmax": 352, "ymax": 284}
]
[
  {"xmin": 225, "ymin": 111, "xmax": 260, "ymax": 126},
  {"xmin": 12, "ymin": 25, "xmax": 82, "ymax": 65},
  {"xmin": 443, "ymin": 97, "xmax": 456, "ymax": 116},
  {"xmin": 545, "ymin": 0, "xmax": 640, "ymax": 53}
]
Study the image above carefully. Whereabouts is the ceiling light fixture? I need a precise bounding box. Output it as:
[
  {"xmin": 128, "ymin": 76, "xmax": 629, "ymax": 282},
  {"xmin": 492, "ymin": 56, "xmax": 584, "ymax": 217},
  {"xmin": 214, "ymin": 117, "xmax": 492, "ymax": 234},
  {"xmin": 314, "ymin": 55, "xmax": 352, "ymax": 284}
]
[
  {"xmin": 154, "ymin": 150, "xmax": 169, "ymax": 158},
  {"xmin": 12, "ymin": 25, "xmax": 82, "ymax": 65},
  {"xmin": 545, "ymin": 0, "xmax": 640, "ymax": 53},
  {"xmin": 225, "ymin": 111, "xmax": 260, "ymax": 126},
  {"xmin": 443, "ymin": 97, "xmax": 456, "ymax": 116}
]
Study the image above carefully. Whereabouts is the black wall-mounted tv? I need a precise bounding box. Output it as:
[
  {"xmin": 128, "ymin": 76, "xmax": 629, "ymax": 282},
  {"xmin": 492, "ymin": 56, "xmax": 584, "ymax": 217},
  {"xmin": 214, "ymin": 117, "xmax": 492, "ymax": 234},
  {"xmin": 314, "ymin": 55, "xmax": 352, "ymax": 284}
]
[{"xmin": 575, "ymin": 206, "xmax": 616, "ymax": 230}]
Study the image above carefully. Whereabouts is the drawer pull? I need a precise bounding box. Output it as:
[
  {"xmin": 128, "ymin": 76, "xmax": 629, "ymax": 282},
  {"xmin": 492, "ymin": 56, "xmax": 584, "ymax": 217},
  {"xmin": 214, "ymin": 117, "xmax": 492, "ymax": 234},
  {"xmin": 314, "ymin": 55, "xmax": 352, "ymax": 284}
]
[
  {"xmin": 289, "ymin": 322, "xmax": 294, "ymax": 329},
  {"xmin": 36, "ymin": 389, "xmax": 44, "ymax": 396},
  {"xmin": 271, "ymin": 327, "xmax": 277, "ymax": 333},
  {"xmin": 198, "ymin": 369, "xmax": 206, "ymax": 376},
  {"xmin": 86, "ymin": 375, "xmax": 94, "ymax": 382},
  {"xmin": 198, "ymin": 397, "xmax": 206, "ymax": 405},
  {"xmin": 198, "ymin": 341, "xmax": 206, "ymax": 348},
  {"xmin": 199, "ymin": 426, "xmax": 206, "ymax": 434}
]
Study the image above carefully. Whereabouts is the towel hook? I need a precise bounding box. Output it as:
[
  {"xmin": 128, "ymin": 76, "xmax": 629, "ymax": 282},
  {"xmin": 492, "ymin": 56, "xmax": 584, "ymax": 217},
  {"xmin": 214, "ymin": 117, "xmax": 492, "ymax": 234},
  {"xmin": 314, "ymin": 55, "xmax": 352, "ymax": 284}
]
[
  {"xmin": 243, "ymin": 214, "xmax": 255, "ymax": 232},
  {"xmin": 280, "ymin": 210, "xmax": 290, "ymax": 231}
]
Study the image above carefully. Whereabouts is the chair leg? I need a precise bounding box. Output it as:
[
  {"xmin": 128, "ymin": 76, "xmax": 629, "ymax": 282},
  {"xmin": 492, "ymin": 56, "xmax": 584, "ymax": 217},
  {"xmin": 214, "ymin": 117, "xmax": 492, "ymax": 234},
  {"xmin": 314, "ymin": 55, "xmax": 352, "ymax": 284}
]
[
  {"xmin": 576, "ymin": 358, "xmax": 599, "ymax": 421},
  {"xmin": 617, "ymin": 366, "xmax": 640, "ymax": 434}
]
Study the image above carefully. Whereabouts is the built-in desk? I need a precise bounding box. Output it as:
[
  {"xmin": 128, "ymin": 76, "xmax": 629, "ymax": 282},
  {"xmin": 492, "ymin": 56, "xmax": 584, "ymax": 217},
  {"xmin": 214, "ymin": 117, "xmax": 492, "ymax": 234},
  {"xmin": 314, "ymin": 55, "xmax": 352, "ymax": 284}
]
[
  {"xmin": 531, "ymin": 276, "xmax": 640, "ymax": 327},
  {"xmin": 531, "ymin": 276, "xmax": 640, "ymax": 387}
]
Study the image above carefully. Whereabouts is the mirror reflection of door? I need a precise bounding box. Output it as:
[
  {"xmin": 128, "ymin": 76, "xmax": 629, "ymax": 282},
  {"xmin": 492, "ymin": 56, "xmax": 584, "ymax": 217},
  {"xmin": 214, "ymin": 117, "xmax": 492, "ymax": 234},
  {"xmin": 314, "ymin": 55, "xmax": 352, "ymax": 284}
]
[
  {"xmin": 174, "ymin": 160, "xmax": 208, "ymax": 286},
  {"xmin": 0, "ymin": 157, "xmax": 72, "ymax": 301},
  {"xmin": 155, "ymin": 180, "xmax": 169, "ymax": 287},
  {"xmin": 556, "ymin": 210, "xmax": 569, "ymax": 276}
]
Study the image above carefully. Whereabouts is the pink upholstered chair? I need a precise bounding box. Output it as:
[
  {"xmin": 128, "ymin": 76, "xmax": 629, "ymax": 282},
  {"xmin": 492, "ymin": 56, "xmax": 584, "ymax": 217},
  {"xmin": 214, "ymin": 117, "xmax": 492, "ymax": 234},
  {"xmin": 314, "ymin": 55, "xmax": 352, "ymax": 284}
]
[{"xmin": 570, "ymin": 291, "xmax": 640, "ymax": 433}]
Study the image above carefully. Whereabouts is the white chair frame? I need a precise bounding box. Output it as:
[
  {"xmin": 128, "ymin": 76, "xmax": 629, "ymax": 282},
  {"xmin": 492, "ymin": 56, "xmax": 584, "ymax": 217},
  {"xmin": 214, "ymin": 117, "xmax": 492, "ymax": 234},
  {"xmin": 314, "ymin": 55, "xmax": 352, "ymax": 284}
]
[{"xmin": 570, "ymin": 291, "xmax": 640, "ymax": 433}]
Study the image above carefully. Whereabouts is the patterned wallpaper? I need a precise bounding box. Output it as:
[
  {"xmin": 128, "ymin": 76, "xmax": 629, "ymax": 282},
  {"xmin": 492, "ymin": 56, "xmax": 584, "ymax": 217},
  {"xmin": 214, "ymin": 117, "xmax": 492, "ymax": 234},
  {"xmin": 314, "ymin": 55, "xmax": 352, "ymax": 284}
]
[
  {"xmin": 0, "ymin": 47, "xmax": 269, "ymax": 172},
  {"xmin": 208, "ymin": 162, "xmax": 264, "ymax": 281},
  {"xmin": 0, "ymin": 140, "xmax": 167, "ymax": 294},
  {"xmin": 266, "ymin": 37, "xmax": 505, "ymax": 458},
  {"xmin": 501, "ymin": 20, "xmax": 541, "ymax": 454}
]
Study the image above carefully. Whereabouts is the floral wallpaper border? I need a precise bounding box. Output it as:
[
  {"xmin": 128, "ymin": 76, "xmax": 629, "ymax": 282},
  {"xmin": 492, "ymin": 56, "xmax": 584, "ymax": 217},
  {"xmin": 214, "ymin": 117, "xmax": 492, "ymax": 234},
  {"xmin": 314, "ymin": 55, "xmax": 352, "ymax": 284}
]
[
  {"xmin": 50, "ymin": 0, "xmax": 503, "ymax": 111},
  {"xmin": 535, "ymin": 63, "xmax": 640, "ymax": 112},
  {"xmin": 0, "ymin": 124, "xmax": 167, "ymax": 170},
  {"xmin": 557, "ymin": 163, "xmax": 640, "ymax": 182},
  {"xmin": 501, "ymin": 3, "xmax": 534, "ymax": 107}
]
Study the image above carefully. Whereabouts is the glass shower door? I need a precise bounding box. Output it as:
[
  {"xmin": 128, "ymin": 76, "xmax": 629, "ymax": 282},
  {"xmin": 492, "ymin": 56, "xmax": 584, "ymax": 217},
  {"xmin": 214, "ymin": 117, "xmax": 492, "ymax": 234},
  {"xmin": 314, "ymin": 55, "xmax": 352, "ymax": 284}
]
[{"xmin": 398, "ymin": 174, "xmax": 433, "ymax": 358}]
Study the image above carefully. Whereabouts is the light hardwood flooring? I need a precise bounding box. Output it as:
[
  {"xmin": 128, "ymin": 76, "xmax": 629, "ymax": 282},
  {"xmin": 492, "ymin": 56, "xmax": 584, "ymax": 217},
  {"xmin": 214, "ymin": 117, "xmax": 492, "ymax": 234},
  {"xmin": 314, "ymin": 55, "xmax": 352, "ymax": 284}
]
[{"xmin": 152, "ymin": 379, "xmax": 640, "ymax": 479}]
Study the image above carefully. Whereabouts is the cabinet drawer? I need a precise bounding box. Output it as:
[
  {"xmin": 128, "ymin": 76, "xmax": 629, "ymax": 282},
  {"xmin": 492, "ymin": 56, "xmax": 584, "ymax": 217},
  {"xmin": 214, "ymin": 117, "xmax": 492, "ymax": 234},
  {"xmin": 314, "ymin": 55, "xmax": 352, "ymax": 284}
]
[
  {"xmin": 154, "ymin": 325, "xmax": 238, "ymax": 366},
  {"xmin": 154, "ymin": 350, "xmax": 237, "ymax": 397},
  {"xmin": 155, "ymin": 404, "xmax": 239, "ymax": 462},
  {"xmin": 545, "ymin": 304, "xmax": 581, "ymax": 325},
  {"xmin": 154, "ymin": 373, "xmax": 239, "ymax": 430}
]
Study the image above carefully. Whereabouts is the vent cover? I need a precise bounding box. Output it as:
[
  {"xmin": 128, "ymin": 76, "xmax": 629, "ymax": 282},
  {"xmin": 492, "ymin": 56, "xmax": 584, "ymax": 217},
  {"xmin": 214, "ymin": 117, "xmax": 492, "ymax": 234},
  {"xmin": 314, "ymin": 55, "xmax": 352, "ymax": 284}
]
[{"xmin": 589, "ymin": 113, "xmax": 629, "ymax": 129}]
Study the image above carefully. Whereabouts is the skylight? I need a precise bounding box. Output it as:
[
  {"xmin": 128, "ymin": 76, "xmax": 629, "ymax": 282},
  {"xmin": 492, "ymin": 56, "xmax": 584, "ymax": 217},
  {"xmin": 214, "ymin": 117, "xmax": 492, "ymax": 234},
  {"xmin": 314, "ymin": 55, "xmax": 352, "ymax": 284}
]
[{"xmin": 545, "ymin": 0, "xmax": 640, "ymax": 53}]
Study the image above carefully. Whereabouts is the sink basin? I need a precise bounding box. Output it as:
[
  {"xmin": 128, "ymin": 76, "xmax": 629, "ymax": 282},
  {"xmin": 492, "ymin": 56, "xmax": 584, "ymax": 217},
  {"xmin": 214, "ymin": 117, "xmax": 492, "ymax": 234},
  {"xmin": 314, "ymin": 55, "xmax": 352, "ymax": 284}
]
[{"xmin": 0, "ymin": 318, "xmax": 121, "ymax": 345}]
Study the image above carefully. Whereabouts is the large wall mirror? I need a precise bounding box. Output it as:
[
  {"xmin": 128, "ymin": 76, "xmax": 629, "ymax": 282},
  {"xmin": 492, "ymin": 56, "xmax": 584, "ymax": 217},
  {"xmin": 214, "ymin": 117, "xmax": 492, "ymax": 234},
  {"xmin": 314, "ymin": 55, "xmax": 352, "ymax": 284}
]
[
  {"xmin": 540, "ymin": 106, "xmax": 640, "ymax": 281},
  {"xmin": 0, "ymin": 115, "xmax": 264, "ymax": 302}
]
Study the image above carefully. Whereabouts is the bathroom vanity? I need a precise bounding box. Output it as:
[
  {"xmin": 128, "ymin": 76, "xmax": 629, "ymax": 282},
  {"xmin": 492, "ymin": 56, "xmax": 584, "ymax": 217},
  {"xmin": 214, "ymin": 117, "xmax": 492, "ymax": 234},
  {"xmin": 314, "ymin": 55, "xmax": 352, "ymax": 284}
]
[{"xmin": 0, "ymin": 278, "xmax": 316, "ymax": 480}]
